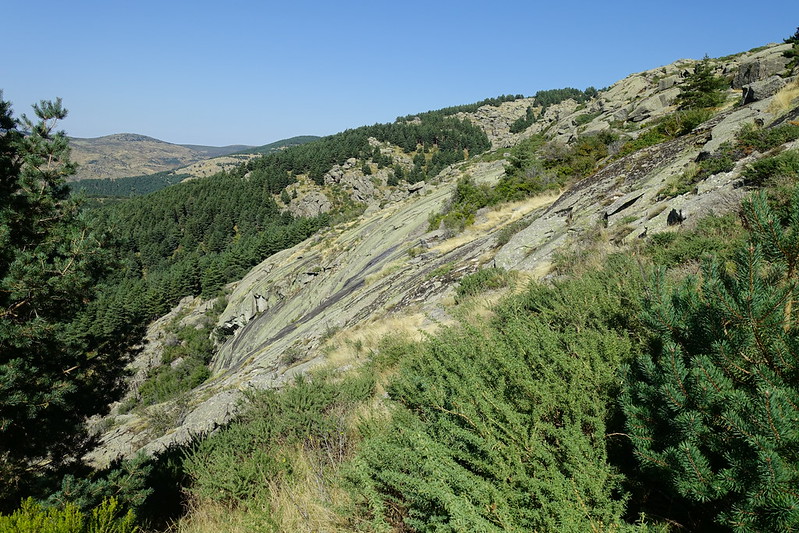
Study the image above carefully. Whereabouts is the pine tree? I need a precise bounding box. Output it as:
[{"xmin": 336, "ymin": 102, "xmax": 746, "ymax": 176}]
[
  {"xmin": 0, "ymin": 95, "xmax": 118, "ymax": 507},
  {"xmin": 676, "ymin": 55, "xmax": 728, "ymax": 110},
  {"xmin": 621, "ymin": 189, "xmax": 799, "ymax": 531}
]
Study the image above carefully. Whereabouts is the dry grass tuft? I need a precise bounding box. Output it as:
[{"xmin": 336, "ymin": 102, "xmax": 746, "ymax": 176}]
[
  {"xmin": 768, "ymin": 77, "xmax": 799, "ymax": 116},
  {"xmin": 319, "ymin": 311, "xmax": 439, "ymax": 371},
  {"xmin": 431, "ymin": 191, "xmax": 560, "ymax": 255},
  {"xmin": 171, "ymin": 496, "xmax": 274, "ymax": 533}
]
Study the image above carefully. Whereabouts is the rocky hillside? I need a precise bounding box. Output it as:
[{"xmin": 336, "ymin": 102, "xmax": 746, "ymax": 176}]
[
  {"xmin": 67, "ymin": 133, "xmax": 252, "ymax": 181},
  {"xmin": 87, "ymin": 41, "xmax": 799, "ymax": 465}
]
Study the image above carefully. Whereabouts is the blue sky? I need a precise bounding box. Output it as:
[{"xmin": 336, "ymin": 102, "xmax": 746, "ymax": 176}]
[{"xmin": 3, "ymin": 1, "xmax": 797, "ymax": 146}]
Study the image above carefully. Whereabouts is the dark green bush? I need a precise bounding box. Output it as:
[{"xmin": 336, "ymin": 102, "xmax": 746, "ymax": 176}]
[
  {"xmin": 622, "ymin": 190, "xmax": 799, "ymax": 531},
  {"xmin": 347, "ymin": 257, "xmax": 652, "ymax": 531},
  {"xmin": 742, "ymin": 148, "xmax": 799, "ymax": 185},
  {"xmin": 675, "ymin": 56, "xmax": 728, "ymax": 110},
  {"xmin": 735, "ymin": 122, "xmax": 799, "ymax": 154},
  {"xmin": 644, "ymin": 213, "xmax": 743, "ymax": 267},
  {"xmin": 428, "ymin": 176, "xmax": 495, "ymax": 232},
  {"xmin": 455, "ymin": 267, "xmax": 511, "ymax": 300},
  {"xmin": 574, "ymin": 111, "xmax": 601, "ymax": 126},
  {"xmin": 137, "ymin": 324, "xmax": 215, "ymax": 407},
  {"xmin": 495, "ymin": 218, "xmax": 532, "ymax": 247},
  {"xmin": 509, "ymin": 106, "xmax": 536, "ymax": 133}
]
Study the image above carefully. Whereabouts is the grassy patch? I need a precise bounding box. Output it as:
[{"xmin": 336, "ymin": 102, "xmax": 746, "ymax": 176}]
[{"xmin": 455, "ymin": 267, "xmax": 513, "ymax": 301}]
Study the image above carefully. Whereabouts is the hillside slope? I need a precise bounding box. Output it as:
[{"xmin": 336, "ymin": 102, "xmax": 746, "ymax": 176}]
[
  {"xmin": 68, "ymin": 133, "xmax": 251, "ymax": 180},
  {"xmin": 88, "ymin": 41, "xmax": 799, "ymax": 467}
]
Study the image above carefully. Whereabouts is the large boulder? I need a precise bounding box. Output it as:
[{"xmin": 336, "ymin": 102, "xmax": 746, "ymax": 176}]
[
  {"xmin": 288, "ymin": 191, "xmax": 332, "ymax": 217},
  {"xmin": 733, "ymin": 50, "xmax": 791, "ymax": 89},
  {"xmin": 741, "ymin": 75, "xmax": 788, "ymax": 104}
]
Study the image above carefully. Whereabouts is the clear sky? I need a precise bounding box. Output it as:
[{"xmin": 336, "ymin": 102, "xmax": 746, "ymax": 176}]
[{"xmin": 3, "ymin": 1, "xmax": 797, "ymax": 146}]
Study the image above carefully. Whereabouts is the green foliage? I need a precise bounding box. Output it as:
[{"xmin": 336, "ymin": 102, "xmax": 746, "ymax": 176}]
[
  {"xmin": 502, "ymin": 131, "xmax": 617, "ymax": 201},
  {"xmin": 137, "ymin": 324, "xmax": 214, "ymax": 408},
  {"xmin": 431, "ymin": 131, "xmax": 618, "ymax": 235},
  {"xmin": 0, "ymin": 497, "xmax": 137, "ymax": 533},
  {"xmin": 348, "ymin": 257, "xmax": 650, "ymax": 531},
  {"xmin": 184, "ymin": 371, "xmax": 374, "ymax": 505},
  {"xmin": 675, "ymin": 56, "xmax": 728, "ymax": 110},
  {"xmin": 742, "ymin": 148, "xmax": 799, "ymax": 186},
  {"xmin": 658, "ymin": 120, "xmax": 799, "ymax": 198},
  {"xmin": 399, "ymin": 95, "xmax": 525, "ymax": 121},
  {"xmin": 735, "ymin": 122, "xmax": 799, "ymax": 154},
  {"xmin": 574, "ymin": 111, "xmax": 601, "ymax": 126},
  {"xmin": 44, "ymin": 456, "xmax": 152, "ymax": 518},
  {"xmin": 509, "ymin": 106, "xmax": 536, "ymax": 133},
  {"xmin": 621, "ymin": 190, "xmax": 799, "ymax": 531},
  {"xmin": 455, "ymin": 267, "xmax": 511, "ymax": 300},
  {"xmin": 533, "ymin": 86, "xmax": 597, "ymax": 113},
  {"xmin": 70, "ymin": 171, "xmax": 189, "ymax": 198},
  {"xmin": 656, "ymin": 108, "xmax": 713, "ymax": 137},
  {"xmin": 0, "ymin": 96, "xmax": 128, "ymax": 506},
  {"xmin": 644, "ymin": 213, "xmax": 744, "ymax": 267},
  {"xmin": 428, "ymin": 176, "xmax": 494, "ymax": 232},
  {"xmin": 616, "ymin": 109, "xmax": 713, "ymax": 159},
  {"xmin": 784, "ymin": 40, "xmax": 799, "ymax": 64},
  {"xmin": 494, "ymin": 217, "xmax": 532, "ymax": 247},
  {"xmin": 539, "ymin": 131, "xmax": 618, "ymax": 182},
  {"xmin": 233, "ymin": 135, "xmax": 320, "ymax": 156},
  {"xmin": 247, "ymin": 111, "xmax": 489, "ymax": 186}
]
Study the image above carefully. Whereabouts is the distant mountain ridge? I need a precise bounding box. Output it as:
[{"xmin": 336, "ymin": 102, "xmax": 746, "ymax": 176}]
[
  {"xmin": 68, "ymin": 133, "xmax": 319, "ymax": 182},
  {"xmin": 68, "ymin": 133, "xmax": 250, "ymax": 181}
]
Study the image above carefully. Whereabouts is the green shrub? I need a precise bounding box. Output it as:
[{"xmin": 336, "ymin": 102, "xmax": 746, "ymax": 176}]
[
  {"xmin": 509, "ymin": 106, "xmax": 536, "ymax": 133},
  {"xmin": 428, "ymin": 176, "xmax": 495, "ymax": 232},
  {"xmin": 622, "ymin": 190, "xmax": 799, "ymax": 531},
  {"xmin": 455, "ymin": 267, "xmax": 511, "ymax": 300},
  {"xmin": 616, "ymin": 128, "xmax": 669, "ymax": 158},
  {"xmin": 742, "ymin": 148, "xmax": 799, "ymax": 186},
  {"xmin": 735, "ymin": 122, "xmax": 799, "ymax": 154},
  {"xmin": 184, "ymin": 372, "xmax": 374, "ymax": 505},
  {"xmin": 347, "ymin": 257, "xmax": 653, "ymax": 531},
  {"xmin": 0, "ymin": 497, "xmax": 137, "ymax": 533},
  {"xmin": 675, "ymin": 56, "xmax": 728, "ymax": 110},
  {"xmin": 136, "ymin": 324, "xmax": 215, "ymax": 408},
  {"xmin": 574, "ymin": 111, "xmax": 601, "ymax": 126},
  {"xmin": 644, "ymin": 213, "xmax": 743, "ymax": 267},
  {"xmin": 495, "ymin": 218, "xmax": 532, "ymax": 247},
  {"xmin": 657, "ymin": 108, "xmax": 713, "ymax": 137},
  {"xmin": 616, "ymin": 109, "xmax": 713, "ymax": 159}
]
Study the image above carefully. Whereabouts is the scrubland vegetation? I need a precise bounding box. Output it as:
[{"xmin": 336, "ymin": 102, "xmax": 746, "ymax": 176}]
[{"xmin": 3, "ymin": 34, "xmax": 799, "ymax": 532}]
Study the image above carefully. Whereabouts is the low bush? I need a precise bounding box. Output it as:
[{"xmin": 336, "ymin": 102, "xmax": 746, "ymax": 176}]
[
  {"xmin": 495, "ymin": 218, "xmax": 532, "ymax": 247},
  {"xmin": 735, "ymin": 122, "xmax": 799, "ymax": 154},
  {"xmin": 742, "ymin": 148, "xmax": 799, "ymax": 186},
  {"xmin": 184, "ymin": 371, "xmax": 374, "ymax": 506},
  {"xmin": 346, "ymin": 256, "xmax": 654, "ymax": 531},
  {"xmin": 0, "ymin": 497, "xmax": 137, "ymax": 533},
  {"xmin": 644, "ymin": 213, "xmax": 743, "ymax": 267},
  {"xmin": 137, "ymin": 324, "xmax": 215, "ymax": 408},
  {"xmin": 455, "ymin": 267, "xmax": 512, "ymax": 300}
]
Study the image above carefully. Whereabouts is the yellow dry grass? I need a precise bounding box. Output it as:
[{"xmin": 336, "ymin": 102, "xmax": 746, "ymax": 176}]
[
  {"xmin": 319, "ymin": 310, "xmax": 440, "ymax": 372},
  {"xmin": 430, "ymin": 191, "xmax": 561, "ymax": 255},
  {"xmin": 768, "ymin": 76, "xmax": 799, "ymax": 116},
  {"xmin": 173, "ymin": 445, "xmax": 355, "ymax": 533},
  {"xmin": 170, "ymin": 497, "xmax": 273, "ymax": 533}
]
